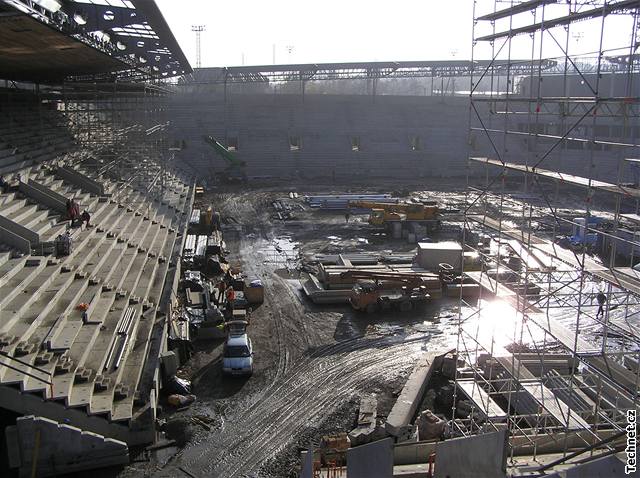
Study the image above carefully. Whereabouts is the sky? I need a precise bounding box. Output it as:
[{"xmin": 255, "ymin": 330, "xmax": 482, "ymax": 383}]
[{"xmin": 154, "ymin": 0, "xmax": 636, "ymax": 68}]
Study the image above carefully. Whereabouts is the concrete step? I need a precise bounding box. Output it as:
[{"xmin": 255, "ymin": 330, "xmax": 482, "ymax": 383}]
[
  {"xmin": 21, "ymin": 209, "xmax": 53, "ymax": 230},
  {"xmin": 6, "ymin": 415, "xmax": 128, "ymax": 476},
  {"xmin": 0, "ymin": 256, "xmax": 28, "ymax": 289},
  {"xmin": 0, "ymin": 251, "xmax": 12, "ymax": 267},
  {"xmin": 0, "ymin": 197, "xmax": 27, "ymax": 216},
  {"xmin": 30, "ymin": 217, "xmax": 58, "ymax": 237},
  {"xmin": 5, "ymin": 203, "xmax": 39, "ymax": 223},
  {"xmin": 0, "ymin": 192, "xmax": 17, "ymax": 207},
  {"xmin": 42, "ymin": 222, "xmax": 69, "ymax": 242},
  {"xmin": 0, "ymin": 262, "xmax": 60, "ymax": 336},
  {"xmin": 0, "ymin": 259, "xmax": 45, "ymax": 313}
]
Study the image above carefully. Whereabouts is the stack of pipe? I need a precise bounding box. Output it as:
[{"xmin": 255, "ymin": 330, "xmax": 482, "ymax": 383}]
[{"xmin": 304, "ymin": 194, "xmax": 398, "ymax": 210}]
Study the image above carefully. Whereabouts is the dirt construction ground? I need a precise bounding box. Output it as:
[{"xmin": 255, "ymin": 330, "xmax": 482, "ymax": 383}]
[{"xmin": 121, "ymin": 182, "xmax": 466, "ymax": 478}]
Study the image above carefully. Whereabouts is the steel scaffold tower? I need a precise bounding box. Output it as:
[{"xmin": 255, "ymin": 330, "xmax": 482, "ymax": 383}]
[
  {"xmin": 454, "ymin": 0, "xmax": 640, "ymax": 471},
  {"xmin": 44, "ymin": 81, "xmax": 182, "ymax": 202}
]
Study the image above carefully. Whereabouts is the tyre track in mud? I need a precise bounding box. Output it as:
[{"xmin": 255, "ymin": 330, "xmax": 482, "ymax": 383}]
[
  {"xmin": 166, "ymin": 191, "xmax": 441, "ymax": 477},
  {"xmin": 177, "ymin": 334, "xmax": 427, "ymax": 477}
]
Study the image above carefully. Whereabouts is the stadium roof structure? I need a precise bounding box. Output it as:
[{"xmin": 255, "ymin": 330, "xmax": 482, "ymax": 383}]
[
  {"xmin": 0, "ymin": 0, "xmax": 191, "ymax": 82},
  {"xmin": 186, "ymin": 60, "xmax": 559, "ymax": 84}
]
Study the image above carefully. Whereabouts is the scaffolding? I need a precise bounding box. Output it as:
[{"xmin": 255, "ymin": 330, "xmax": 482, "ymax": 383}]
[
  {"xmin": 455, "ymin": 0, "xmax": 640, "ymax": 471},
  {"xmin": 42, "ymin": 81, "xmax": 184, "ymax": 201}
]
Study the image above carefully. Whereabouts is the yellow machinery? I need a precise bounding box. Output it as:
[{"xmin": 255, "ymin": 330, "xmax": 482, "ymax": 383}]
[
  {"xmin": 340, "ymin": 271, "xmax": 435, "ymax": 313},
  {"xmin": 349, "ymin": 200, "xmax": 438, "ymax": 226}
]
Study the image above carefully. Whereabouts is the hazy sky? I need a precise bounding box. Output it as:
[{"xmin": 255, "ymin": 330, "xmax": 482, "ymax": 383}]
[{"xmin": 154, "ymin": 0, "xmax": 636, "ymax": 68}]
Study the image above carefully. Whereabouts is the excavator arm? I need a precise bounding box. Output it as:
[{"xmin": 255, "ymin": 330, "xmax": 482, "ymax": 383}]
[{"xmin": 203, "ymin": 135, "xmax": 247, "ymax": 182}]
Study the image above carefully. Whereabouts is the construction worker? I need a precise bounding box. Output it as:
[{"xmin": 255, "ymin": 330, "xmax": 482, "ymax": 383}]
[
  {"xmin": 212, "ymin": 210, "xmax": 221, "ymax": 231},
  {"xmin": 0, "ymin": 175, "xmax": 7, "ymax": 193},
  {"xmin": 223, "ymin": 287, "xmax": 236, "ymax": 320},
  {"xmin": 216, "ymin": 279, "xmax": 226, "ymax": 305},
  {"xmin": 596, "ymin": 291, "xmax": 607, "ymax": 318},
  {"xmin": 345, "ymin": 210, "xmax": 351, "ymax": 223},
  {"xmin": 225, "ymin": 286, "xmax": 236, "ymax": 309},
  {"xmin": 224, "ymin": 269, "xmax": 233, "ymax": 288},
  {"xmin": 81, "ymin": 210, "xmax": 91, "ymax": 228},
  {"xmin": 66, "ymin": 199, "xmax": 80, "ymax": 224}
]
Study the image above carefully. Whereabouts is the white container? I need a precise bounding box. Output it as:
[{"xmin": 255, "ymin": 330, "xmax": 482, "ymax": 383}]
[{"xmin": 417, "ymin": 241, "xmax": 463, "ymax": 271}]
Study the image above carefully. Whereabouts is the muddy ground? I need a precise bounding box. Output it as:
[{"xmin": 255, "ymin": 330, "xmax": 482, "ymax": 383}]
[
  {"xmin": 118, "ymin": 178, "xmax": 626, "ymax": 478},
  {"xmin": 114, "ymin": 182, "xmax": 463, "ymax": 478}
]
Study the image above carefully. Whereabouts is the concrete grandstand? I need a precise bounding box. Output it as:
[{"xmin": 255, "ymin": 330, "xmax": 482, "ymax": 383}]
[{"xmin": 0, "ymin": 0, "xmax": 193, "ymax": 474}]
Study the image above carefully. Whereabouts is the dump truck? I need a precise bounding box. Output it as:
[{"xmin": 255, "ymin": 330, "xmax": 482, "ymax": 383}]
[{"xmin": 340, "ymin": 271, "xmax": 433, "ymax": 313}]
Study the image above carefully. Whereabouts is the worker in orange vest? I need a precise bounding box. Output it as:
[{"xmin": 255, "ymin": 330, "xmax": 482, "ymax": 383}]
[
  {"xmin": 216, "ymin": 280, "xmax": 226, "ymax": 305},
  {"xmin": 225, "ymin": 287, "xmax": 236, "ymax": 317}
]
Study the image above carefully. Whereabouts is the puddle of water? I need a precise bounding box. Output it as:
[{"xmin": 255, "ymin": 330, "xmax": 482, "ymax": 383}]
[{"xmin": 262, "ymin": 237, "xmax": 300, "ymax": 267}]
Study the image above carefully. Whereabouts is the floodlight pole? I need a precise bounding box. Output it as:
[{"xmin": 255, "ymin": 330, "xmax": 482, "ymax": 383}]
[{"xmin": 191, "ymin": 25, "xmax": 206, "ymax": 69}]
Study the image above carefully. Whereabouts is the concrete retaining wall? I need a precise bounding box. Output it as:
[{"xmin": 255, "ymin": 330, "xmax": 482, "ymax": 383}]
[
  {"xmin": 19, "ymin": 180, "xmax": 67, "ymax": 214},
  {"xmin": 385, "ymin": 352, "xmax": 443, "ymax": 441},
  {"xmin": 0, "ymin": 211, "xmax": 40, "ymax": 244},
  {"xmin": 170, "ymin": 88, "xmax": 632, "ymax": 183},
  {"xmin": 0, "ymin": 224, "xmax": 31, "ymax": 254},
  {"xmin": 57, "ymin": 167, "xmax": 105, "ymax": 196}
]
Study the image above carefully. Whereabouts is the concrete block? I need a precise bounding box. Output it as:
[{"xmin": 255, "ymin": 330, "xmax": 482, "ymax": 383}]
[
  {"xmin": 348, "ymin": 395, "xmax": 379, "ymax": 446},
  {"xmin": 160, "ymin": 351, "xmax": 179, "ymax": 378},
  {"xmin": 0, "ymin": 224, "xmax": 31, "ymax": 254},
  {"xmin": 20, "ymin": 179, "xmax": 67, "ymax": 213},
  {"xmin": 433, "ymin": 430, "xmax": 507, "ymax": 478},
  {"xmin": 347, "ymin": 438, "xmax": 394, "ymax": 478},
  {"xmin": 565, "ymin": 454, "xmax": 626, "ymax": 477},
  {"xmin": 0, "ymin": 213, "xmax": 39, "ymax": 244}
]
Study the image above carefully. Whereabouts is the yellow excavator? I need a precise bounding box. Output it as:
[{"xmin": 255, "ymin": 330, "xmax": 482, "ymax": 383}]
[{"xmin": 349, "ymin": 200, "xmax": 439, "ymax": 227}]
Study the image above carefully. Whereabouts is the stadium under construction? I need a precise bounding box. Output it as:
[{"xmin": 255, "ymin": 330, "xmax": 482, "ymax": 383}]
[{"xmin": 0, "ymin": 1, "xmax": 639, "ymax": 477}]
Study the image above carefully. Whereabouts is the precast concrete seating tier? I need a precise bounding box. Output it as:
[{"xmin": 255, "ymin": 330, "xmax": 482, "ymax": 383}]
[
  {"xmin": 0, "ymin": 162, "xmax": 193, "ymax": 445},
  {"xmin": 0, "ymin": 104, "xmax": 75, "ymax": 174}
]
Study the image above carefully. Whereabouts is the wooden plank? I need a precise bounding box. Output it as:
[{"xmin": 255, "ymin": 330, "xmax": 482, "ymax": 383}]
[
  {"xmin": 591, "ymin": 268, "xmax": 640, "ymax": 297},
  {"xmin": 465, "ymin": 271, "xmax": 517, "ymax": 298}
]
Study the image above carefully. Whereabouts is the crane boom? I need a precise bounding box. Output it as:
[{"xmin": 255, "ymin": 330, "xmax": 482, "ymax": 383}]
[{"xmin": 339, "ymin": 270, "xmax": 432, "ymax": 287}]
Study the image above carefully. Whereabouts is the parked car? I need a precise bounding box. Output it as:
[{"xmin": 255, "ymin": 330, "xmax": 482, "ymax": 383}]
[{"xmin": 222, "ymin": 321, "xmax": 253, "ymax": 376}]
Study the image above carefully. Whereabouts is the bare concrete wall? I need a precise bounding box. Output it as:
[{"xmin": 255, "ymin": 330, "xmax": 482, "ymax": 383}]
[
  {"xmin": 169, "ymin": 93, "xmax": 471, "ymax": 181},
  {"xmin": 170, "ymin": 77, "xmax": 635, "ymax": 183}
]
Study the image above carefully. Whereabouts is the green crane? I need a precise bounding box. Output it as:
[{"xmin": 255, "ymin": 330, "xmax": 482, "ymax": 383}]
[{"xmin": 203, "ymin": 135, "xmax": 247, "ymax": 183}]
